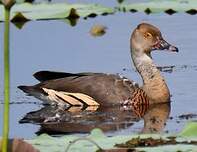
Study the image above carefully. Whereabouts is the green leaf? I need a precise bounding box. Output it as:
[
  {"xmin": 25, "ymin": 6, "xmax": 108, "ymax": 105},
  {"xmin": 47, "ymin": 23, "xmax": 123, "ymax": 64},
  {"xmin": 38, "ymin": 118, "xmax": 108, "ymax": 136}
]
[
  {"xmin": 179, "ymin": 122, "xmax": 197, "ymax": 137},
  {"xmin": 15, "ymin": 0, "xmax": 26, "ymax": 3},
  {"xmin": 119, "ymin": 0, "xmax": 197, "ymax": 14},
  {"xmin": 0, "ymin": 2, "xmax": 114, "ymax": 21},
  {"xmin": 25, "ymin": 128, "xmax": 197, "ymax": 152}
]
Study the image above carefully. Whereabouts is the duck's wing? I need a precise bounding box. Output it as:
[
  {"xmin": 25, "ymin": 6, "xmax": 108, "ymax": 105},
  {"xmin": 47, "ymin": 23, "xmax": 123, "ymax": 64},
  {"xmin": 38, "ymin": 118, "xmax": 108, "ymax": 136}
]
[
  {"xmin": 33, "ymin": 71, "xmax": 100, "ymax": 82},
  {"xmin": 18, "ymin": 72, "xmax": 139, "ymax": 106}
]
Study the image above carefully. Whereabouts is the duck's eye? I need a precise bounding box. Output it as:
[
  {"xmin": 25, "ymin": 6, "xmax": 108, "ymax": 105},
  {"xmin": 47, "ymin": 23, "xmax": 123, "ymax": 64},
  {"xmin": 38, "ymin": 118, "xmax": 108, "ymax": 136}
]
[{"xmin": 144, "ymin": 32, "xmax": 152, "ymax": 39}]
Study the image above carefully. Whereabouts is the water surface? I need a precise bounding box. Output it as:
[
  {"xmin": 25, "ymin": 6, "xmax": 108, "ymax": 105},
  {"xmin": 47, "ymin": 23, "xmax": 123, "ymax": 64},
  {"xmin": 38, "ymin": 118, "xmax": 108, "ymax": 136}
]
[{"xmin": 0, "ymin": 12, "xmax": 197, "ymax": 138}]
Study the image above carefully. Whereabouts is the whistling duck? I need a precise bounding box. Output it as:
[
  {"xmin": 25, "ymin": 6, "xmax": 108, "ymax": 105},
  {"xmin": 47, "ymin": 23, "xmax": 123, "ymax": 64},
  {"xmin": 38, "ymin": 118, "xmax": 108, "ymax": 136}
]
[{"xmin": 18, "ymin": 23, "xmax": 178, "ymax": 107}]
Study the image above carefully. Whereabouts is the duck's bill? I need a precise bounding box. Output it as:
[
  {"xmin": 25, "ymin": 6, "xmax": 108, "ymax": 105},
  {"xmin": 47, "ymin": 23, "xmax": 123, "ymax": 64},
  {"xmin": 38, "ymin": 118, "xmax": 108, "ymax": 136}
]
[{"xmin": 152, "ymin": 39, "xmax": 179, "ymax": 52}]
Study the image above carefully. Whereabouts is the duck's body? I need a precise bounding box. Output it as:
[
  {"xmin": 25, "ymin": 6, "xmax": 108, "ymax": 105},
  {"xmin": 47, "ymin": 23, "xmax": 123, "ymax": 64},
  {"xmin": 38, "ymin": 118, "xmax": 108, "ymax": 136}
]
[
  {"xmin": 18, "ymin": 23, "xmax": 178, "ymax": 107},
  {"xmin": 19, "ymin": 72, "xmax": 139, "ymax": 106}
]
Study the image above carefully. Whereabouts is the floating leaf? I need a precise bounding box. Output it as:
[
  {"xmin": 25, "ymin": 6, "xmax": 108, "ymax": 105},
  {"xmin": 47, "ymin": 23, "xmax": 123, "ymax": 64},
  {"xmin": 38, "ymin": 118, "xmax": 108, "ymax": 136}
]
[
  {"xmin": 90, "ymin": 24, "xmax": 107, "ymax": 37},
  {"xmin": 25, "ymin": 128, "xmax": 197, "ymax": 152},
  {"xmin": 119, "ymin": 0, "xmax": 197, "ymax": 14},
  {"xmin": 179, "ymin": 122, "xmax": 197, "ymax": 137},
  {"xmin": 0, "ymin": 2, "xmax": 114, "ymax": 21}
]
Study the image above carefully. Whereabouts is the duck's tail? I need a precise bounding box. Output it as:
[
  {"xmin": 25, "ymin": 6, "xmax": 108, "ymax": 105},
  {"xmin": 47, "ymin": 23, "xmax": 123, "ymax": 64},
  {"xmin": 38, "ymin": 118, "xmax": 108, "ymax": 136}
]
[
  {"xmin": 18, "ymin": 85, "xmax": 50, "ymax": 105},
  {"xmin": 18, "ymin": 85, "xmax": 45, "ymax": 97},
  {"xmin": 18, "ymin": 85, "xmax": 34, "ymax": 94}
]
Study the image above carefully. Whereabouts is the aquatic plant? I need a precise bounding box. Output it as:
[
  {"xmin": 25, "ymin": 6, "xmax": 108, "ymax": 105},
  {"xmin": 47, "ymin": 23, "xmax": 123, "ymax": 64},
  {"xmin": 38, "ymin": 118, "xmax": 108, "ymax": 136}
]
[
  {"xmin": 0, "ymin": 0, "xmax": 197, "ymax": 23},
  {"xmin": 26, "ymin": 122, "xmax": 197, "ymax": 152},
  {"xmin": 118, "ymin": 0, "xmax": 197, "ymax": 14},
  {"xmin": 1, "ymin": 0, "xmax": 14, "ymax": 151}
]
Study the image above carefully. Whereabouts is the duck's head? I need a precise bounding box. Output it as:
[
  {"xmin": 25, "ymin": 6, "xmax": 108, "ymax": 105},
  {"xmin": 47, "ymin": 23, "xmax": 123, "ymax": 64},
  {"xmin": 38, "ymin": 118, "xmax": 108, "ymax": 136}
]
[{"xmin": 131, "ymin": 23, "xmax": 178, "ymax": 55}]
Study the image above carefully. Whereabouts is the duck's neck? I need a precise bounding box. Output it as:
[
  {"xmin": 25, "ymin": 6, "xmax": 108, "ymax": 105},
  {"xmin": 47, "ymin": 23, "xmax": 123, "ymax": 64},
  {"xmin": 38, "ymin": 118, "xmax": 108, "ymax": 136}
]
[{"xmin": 131, "ymin": 48, "xmax": 170, "ymax": 103}]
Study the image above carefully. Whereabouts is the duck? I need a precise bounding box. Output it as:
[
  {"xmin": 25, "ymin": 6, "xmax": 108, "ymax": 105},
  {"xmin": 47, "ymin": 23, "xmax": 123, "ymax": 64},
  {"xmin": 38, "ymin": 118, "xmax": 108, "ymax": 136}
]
[{"xmin": 18, "ymin": 23, "xmax": 178, "ymax": 108}]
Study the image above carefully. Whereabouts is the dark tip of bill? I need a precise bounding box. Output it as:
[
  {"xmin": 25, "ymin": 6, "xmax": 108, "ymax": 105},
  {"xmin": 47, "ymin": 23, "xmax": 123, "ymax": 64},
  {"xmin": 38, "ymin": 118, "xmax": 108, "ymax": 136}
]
[{"xmin": 169, "ymin": 46, "xmax": 179, "ymax": 52}]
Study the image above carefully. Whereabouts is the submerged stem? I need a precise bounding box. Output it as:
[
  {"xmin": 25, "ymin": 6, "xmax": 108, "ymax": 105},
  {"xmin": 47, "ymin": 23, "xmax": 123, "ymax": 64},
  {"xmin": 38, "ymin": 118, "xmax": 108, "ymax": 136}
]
[
  {"xmin": 65, "ymin": 137, "xmax": 103, "ymax": 152},
  {"xmin": 2, "ymin": 7, "xmax": 10, "ymax": 152}
]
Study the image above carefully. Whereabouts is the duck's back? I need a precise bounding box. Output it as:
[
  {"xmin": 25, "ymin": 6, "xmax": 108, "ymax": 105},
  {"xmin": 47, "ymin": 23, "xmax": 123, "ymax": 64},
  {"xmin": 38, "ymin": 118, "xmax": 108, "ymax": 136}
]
[{"xmin": 18, "ymin": 71, "xmax": 138, "ymax": 106}]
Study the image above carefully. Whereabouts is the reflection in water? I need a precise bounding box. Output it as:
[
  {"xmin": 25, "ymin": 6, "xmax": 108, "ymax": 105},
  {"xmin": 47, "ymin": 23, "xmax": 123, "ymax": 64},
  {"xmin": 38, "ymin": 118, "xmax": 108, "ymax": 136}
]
[
  {"xmin": 19, "ymin": 102, "xmax": 170, "ymax": 135},
  {"xmin": 142, "ymin": 103, "xmax": 170, "ymax": 133},
  {"xmin": 12, "ymin": 17, "xmax": 79, "ymax": 30},
  {"xmin": 123, "ymin": 64, "xmax": 197, "ymax": 74}
]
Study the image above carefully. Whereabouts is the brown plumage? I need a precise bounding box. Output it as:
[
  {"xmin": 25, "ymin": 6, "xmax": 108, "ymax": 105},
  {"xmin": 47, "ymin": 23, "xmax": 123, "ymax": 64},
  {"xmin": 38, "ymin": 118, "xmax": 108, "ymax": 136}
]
[
  {"xmin": 18, "ymin": 23, "xmax": 178, "ymax": 108},
  {"xmin": 18, "ymin": 73, "xmax": 137, "ymax": 106}
]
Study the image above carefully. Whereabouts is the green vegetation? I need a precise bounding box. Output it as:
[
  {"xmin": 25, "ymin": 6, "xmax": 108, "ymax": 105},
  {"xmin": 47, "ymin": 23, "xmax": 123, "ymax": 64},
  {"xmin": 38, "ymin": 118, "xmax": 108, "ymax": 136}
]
[
  {"xmin": 0, "ymin": 2, "xmax": 114, "ymax": 21},
  {"xmin": 0, "ymin": 0, "xmax": 197, "ymax": 22},
  {"xmin": 0, "ymin": 0, "xmax": 197, "ymax": 151},
  {"xmin": 119, "ymin": 0, "xmax": 197, "ymax": 14},
  {"xmin": 1, "ymin": 0, "xmax": 15, "ymax": 151},
  {"xmin": 0, "ymin": 0, "xmax": 196, "ymax": 29},
  {"xmin": 2, "ymin": 8, "xmax": 10, "ymax": 152},
  {"xmin": 179, "ymin": 122, "xmax": 197, "ymax": 137},
  {"xmin": 25, "ymin": 122, "xmax": 197, "ymax": 152}
]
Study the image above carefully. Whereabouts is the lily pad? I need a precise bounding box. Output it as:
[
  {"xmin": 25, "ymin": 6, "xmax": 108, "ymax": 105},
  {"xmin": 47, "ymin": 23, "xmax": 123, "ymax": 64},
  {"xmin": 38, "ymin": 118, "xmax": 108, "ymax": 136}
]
[
  {"xmin": 26, "ymin": 127, "xmax": 197, "ymax": 152},
  {"xmin": 119, "ymin": 0, "xmax": 197, "ymax": 14},
  {"xmin": 0, "ymin": 2, "xmax": 114, "ymax": 21},
  {"xmin": 179, "ymin": 122, "xmax": 197, "ymax": 137}
]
